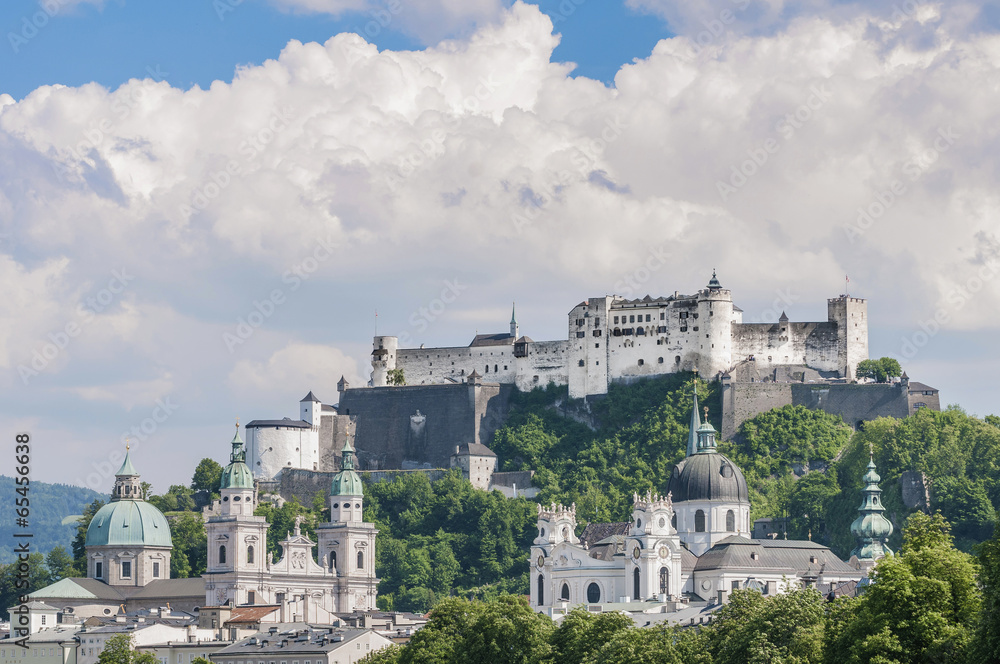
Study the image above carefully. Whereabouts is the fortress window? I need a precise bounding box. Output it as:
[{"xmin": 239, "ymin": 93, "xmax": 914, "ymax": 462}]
[
  {"xmin": 485, "ymin": 365, "xmax": 489, "ymax": 373},
  {"xmin": 675, "ymin": 356, "xmax": 681, "ymax": 363},
  {"xmin": 577, "ymin": 318, "xmax": 585, "ymax": 326},
  {"xmin": 710, "ymin": 311, "xmax": 714, "ymax": 316},
  {"xmin": 680, "ymin": 326, "xmax": 687, "ymax": 332},
  {"xmin": 594, "ymin": 318, "xmax": 600, "ymax": 326},
  {"xmin": 660, "ymin": 312, "xmax": 665, "ymax": 320},
  {"xmin": 593, "ymin": 329, "xmax": 602, "ymax": 337},
  {"xmin": 693, "ymin": 326, "xmax": 699, "ymax": 331},
  {"xmin": 504, "ymin": 365, "xmax": 508, "ymax": 370},
  {"xmin": 594, "ymin": 344, "xmax": 600, "ymax": 349},
  {"xmin": 613, "ymin": 328, "xmax": 621, "ymax": 336},
  {"xmin": 658, "ymin": 357, "xmax": 664, "ymax": 364},
  {"xmin": 629, "ymin": 315, "xmax": 635, "ymax": 323},
  {"xmin": 645, "ymin": 314, "xmax": 651, "ymax": 322},
  {"xmin": 614, "ymin": 316, "xmax": 619, "ymax": 324},
  {"xmin": 578, "ymin": 360, "xmax": 585, "ymax": 367},
  {"xmin": 695, "ymin": 510, "xmax": 706, "ymax": 532},
  {"xmin": 577, "ymin": 332, "xmax": 586, "ymax": 338},
  {"xmin": 638, "ymin": 359, "xmax": 644, "ymax": 366},
  {"xmin": 495, "ymin": 364, "xmax": 498, "ymax": 373}
]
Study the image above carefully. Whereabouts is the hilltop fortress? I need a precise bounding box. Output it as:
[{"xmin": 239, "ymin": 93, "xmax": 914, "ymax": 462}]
[
  {"xmin": 241, "ymin": 273, "xmax": 938, "ymax": 484},
  {"xmin": 371, "ymin": 272, "xmax": 869, "ymax": 398}
]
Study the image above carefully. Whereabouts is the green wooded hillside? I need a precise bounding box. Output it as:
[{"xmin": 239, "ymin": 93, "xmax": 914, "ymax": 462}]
[{"xmin": 0, "ymin": 476, "xmax": 104, "ymax": 564}]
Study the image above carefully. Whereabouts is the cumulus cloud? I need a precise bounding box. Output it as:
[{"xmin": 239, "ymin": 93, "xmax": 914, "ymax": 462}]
[{"xmin": 5, "ymin": 0, "xmax": 1000, "ymax": 486}]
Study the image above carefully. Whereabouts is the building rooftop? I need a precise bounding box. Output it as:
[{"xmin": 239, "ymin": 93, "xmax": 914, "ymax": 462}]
[
  {"xmin": 694, "ymin": 537, "xmax": 857, "ymax": 574},
  {"xmin": 213, "ymin": 627, "xmax": 373, "ymax": 656},
  {"xmin": 469, "ymin": 332, "xmax": 514, "ymax": 347},
  {"xmin": 454, "ymin": 443, "xmax": 496, "ymax": 457},
  {"xmin": 245, "ymin": 418, "xmax": 313, "ymax": 429}
]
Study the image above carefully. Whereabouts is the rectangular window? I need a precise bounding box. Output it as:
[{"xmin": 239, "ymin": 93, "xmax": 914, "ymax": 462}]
[
  {"xmin": 576, "ymin": 332, "xmax": 585, "ymax": 338},
  {"xmin": 629, "ymin": 315, "xmax": 635, "ymax": 323},
  {"xmin": 248, "ymin": 591, "xmax": 256, "ymax": 604},
  {"xmin": 121, "ymin": 561, "xmax": 132, "ymax": 578},
  {"xmin": 153, "ymin": 562, "xmax": 160, "ymax": 578},
  {"xmin": 660, "ymin": 312, "xmax": 665, "ymax": 320},
  {"xmin": 731, "ymin": 581, "xmax": 740, "ymax": 591},
  {"xmin": 592, "ymin": 330, "xmax": 602, "ymax": 337},
  {"xmin": 41, "ymin": 616, "xmax": 46, "ymax": 625},
  {"xmin": 594, "ymin": 318, "xmax": 600, "ymax": 326},
  {"xmin": 645, "ymin": 314, "xmax": 651, "ymax": 322},
  {"xmin": 95, "ymin": 562, "xmax": 103, "ymax": 579},
  {"xmin": 614, "ymin": 316, "xmax": 619, "ymax": 324}
]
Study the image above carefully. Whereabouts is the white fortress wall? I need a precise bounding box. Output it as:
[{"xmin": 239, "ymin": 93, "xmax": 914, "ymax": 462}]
[
  {"xmin": 515, "ymin": 340, "xmax": 572, "ymax": 392},
  {"xmin": 246, "ymin": 425, "xmax": 319, "ymax": 479},
  {"xmin": 396, "ymin": 344, "xmax": 518, "ymax": 385}
]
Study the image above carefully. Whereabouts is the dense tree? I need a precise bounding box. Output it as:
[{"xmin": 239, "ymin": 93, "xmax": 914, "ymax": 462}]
[
  {"xmin": 71, "ymin": 499, "xmax": 105, "ymax": 575},
  {"xmin": 190, "ymin": 458, "xmax": 224, "ymax": 494},
  {"xmin": 971, "ymin": 526, "xmax": 1000, "ymax": 663},
  {"xmin": 45, "ymin": 546, "xmax": 74, "ymax": 582},
  {"xmin": 708, "ymin": 588, "xmax": 825, "ymax": 664},
  {"xmin": 167, "ymin": 512, "xmax": 207, "ymax": 577},
  {"xmin": 824, "ymin": 512, "xmax": 980, "ymax": 664},
  {"xmin": 855, "ymin": 358, "xmax": 903, "ymax": 383},
  {"xmin": 550, "ymin": 609, "xmax": 633, "ymax": 664},
  {"xmin": 387, "ymin": 368, "xmax": 406, "ymax": 386},
  {"xmin": 358, "ymin": 645, "xmax": 403, "ymax": 664},
  {"xmin": 0, "ymin": 552, "xmax": 50, "ymax": 620},
  {"xmin": 98, "ymin": 634, "xmax": 157, "ymax": 664},
  {"xmin": 147, "ymin": 485, "xmax": 197, "ymax": 513}
]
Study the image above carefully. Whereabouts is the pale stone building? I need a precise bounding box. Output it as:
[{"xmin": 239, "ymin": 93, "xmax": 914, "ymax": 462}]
[{"xmin": 371, "ymin": 273, "xmax": 869, "ymax": 398}]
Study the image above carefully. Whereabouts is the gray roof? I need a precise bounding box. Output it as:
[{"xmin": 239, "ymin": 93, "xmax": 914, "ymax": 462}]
[
  {"xmin": 300, "ymin": 391, "xmax": 320, "ymax": 402},
  {"xmin": 454, "ymin": 443, "xmax": 496, "ymax": 457},
  {"xmin": 580, "ymin": 522, "xmax": 630, "ymax": 548},
  {"xmin": 695, "ymin": 537, "xmax": 857, "ymax": 574},
  {"xmin": 245, "ymin": 418, "xmax": 312, "ymax": 429},
  {"xmin": 469, "ymin": 333, "xmax": 514, "ymax": 347},
  {"xmin": 667, "ymin": 453, "xmax": 749, "ymax": 503},
  {"xmin": 213, "ymin": 627, "xmax": 372, "ymax": 657},
  {"xmin": 907, "ymin": 382, "xmax": 938, "ymax": 393},
  {"xmin": 30, "ymin": 577, "xmax": 126, "ymax": 601},
  {"xmin": 129, "ymin": 578, "xmax": 205, "ymax": 599},
  {"xmin": 515, "ymin": 336, "xmax": 534, "ymax": 343}
]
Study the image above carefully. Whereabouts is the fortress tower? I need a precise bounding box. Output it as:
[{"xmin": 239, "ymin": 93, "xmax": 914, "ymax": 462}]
[
  {"xmin": 828, "ymin": 296, "xmax": 869, "ymax": 380},
  {"xmin": 371, "ymin": 336, "xmax": 398, "ymax": 387}
]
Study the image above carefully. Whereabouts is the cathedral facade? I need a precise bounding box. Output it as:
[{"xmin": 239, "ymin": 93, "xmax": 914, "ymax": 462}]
[
  {"xmin": 30, "ymin": 432, "xmax": 379, "ymax": 621},
  {"xmin": 529, "ymin": 393, "xmax": 890, "ymax": 613}
]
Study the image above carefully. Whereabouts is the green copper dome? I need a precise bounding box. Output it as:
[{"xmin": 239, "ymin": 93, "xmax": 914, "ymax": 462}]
[
  {"xmin": 86, "ymin": 501, "xmax": 173, "ymax": 547},
  {"xmin": 331, "ymin": 440, "xmax": 364, "ymax": 497},
  {"xmin": 220, "ymin": 428, "xmax": 254, "ymax": 490},
  {"xmin": 850, "ymin": 457, "xmax": 894, "ymax": 560},
  {"xmin": 86, "ymin": 451, "xmax": 172, "ymax": 548}
]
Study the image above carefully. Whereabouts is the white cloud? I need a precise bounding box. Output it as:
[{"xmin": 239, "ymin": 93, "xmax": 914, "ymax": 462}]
[{"xmin": 5, "ymin": 0, "xmax": 1000, "ymax": 486}]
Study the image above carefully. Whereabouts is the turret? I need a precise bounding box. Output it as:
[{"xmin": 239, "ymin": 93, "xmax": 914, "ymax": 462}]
[
  {"xmin": 299, "ymin": 391, "xmax": 321, "ymax": 426},
  {"xmin": 371, "ymin": 336, "xmax": 398, "ymax": 387},
  {"xmin": 510, "ymin": 303, "xmax": 519, "ymax": 339}
]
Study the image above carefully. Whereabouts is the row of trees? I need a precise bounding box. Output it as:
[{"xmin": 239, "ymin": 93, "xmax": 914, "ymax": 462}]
[{"xmin": 362, "ymin": 512, "xmax": 1000, "ymax": 664}]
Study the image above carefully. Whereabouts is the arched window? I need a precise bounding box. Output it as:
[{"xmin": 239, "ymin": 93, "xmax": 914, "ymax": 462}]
[
  {"xmin": 219, "ymin": 545, "xmax": 227, "ymax": 565},
  {"xmin": 695, "ymin": 510, "xmax": 706, "ymax": 532},
  {"xmin": 659, "ymin": 567, "xmax": 669, "ymax": 595},
  {"xmin": 726, "ymin": 510, "xmax": 735, "ymax": 532},
  {"xmin": 329, "ymin": 551, "xmax": 337, "ymax": 570},
  {"xmin": 587, "ymin": 583, "xmax": 601, "ymax": 603},
  {"xmin": 538, "ymin": 575, "xmax": 545, "ymax": 605},
  {"xmin": 357, "ymin": 551, "xmax": 364, "ymax": 569},
  {"xmin": 633, "ymin": 568, "xmax": 641, "ymax": 600},
  {"xmin": 247, "ymin": 545, "xmax": 254, "ymax": 564},
  {"xmin": 560, "ymin": 583, "xmax": 570, "ymax": 601}
]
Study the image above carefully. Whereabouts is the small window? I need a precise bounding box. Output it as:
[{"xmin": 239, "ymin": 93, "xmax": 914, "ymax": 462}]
[
  {"xmin": 248, "ymin": 591, "xmax": 256, "ymax": 604},
  {"xmin": 587, "ymin": 583, "xmax": 600, "ymax": 603},
  {"xmin": 121, "ymin": 561, "xmax": 132, "ymax": 579},
  {"xmin": 658, "ymin": 357, "xmax": 664, "ymax": 364},
  {"xmin": 630, "ymin": 315, "xmax": 635, "ymax": 323},
  {"xmin": 153, "ymin": 562, "xmax": 160, "ymax": 578},
  {"xmin": 726, "ymin": 510, "xmax": 735, "ymax": 532},
  {"xmin": 95, "ymin": 561, "xmax": 103, "ymax": 579},
  {"xmin": 247, "ymin": 545, "xmax": 255, "ymax": 564},
  {"xmin": 560, "ymin": 583, "xmax": 570, "ymax": 601},
  {"xmin": 219, "ymin": 545, "xmax": 227, "ymax": 565},
  {"xmin": 645, "ymin": 314, "xmax": 651, "ymax": 322},
  {"xmin": 358, "ymin": 551, "xmax": 364, "ymax": 569},
  {"xmin": 638, "ymin": 359, "xmax": 644, "ymax": 366},
  {"xmin": 695, "ymin": 510, "xmax": 706, "ymax": 532}
]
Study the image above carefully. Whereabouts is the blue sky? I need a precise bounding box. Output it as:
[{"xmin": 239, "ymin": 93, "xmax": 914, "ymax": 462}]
[
  {"xmin": 0, "ymin": 0, "xmax": 671, "ymax": 99},
  {"xmin": 2, "ymin": 0, "xmax": 1000, "ymax": 492}
]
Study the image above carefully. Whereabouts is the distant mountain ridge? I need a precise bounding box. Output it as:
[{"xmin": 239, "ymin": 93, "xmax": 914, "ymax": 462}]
[{"xmin": 0, "ymin": 476, "xmax": 105, "ymax": 564}]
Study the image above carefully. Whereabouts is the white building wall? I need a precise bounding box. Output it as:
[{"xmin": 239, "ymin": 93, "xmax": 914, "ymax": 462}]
[{"xmin": 246, "ymin": 426, "xmax": 319, "ymax": 480}]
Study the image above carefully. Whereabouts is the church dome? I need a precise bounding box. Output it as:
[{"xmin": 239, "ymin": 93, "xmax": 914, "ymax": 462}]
[
  {"xmin": 331, "ymin": 440, "xmax": 364, "ymax": 497},
  {"xmin": 86, "ymin": 450, "xmax": 172, "ymax": 548},
  {"xmin": 86, "ymin": 500, "xmax": 173, "ymax": 547},
  {"xmin": 667, "ymin": 452, "xmax": 749, "ymax": 503}
]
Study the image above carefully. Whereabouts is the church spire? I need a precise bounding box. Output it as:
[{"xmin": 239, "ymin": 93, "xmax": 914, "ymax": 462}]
[
  {"xmin": 510, "ymin": 302, "xmax": 519, "ymax": 339},
  {"xmin": 687, "ymin": 384, "xmax": 701, "ymax": 457},
  {"xmin": 850, "ymin": 450, "xmax": 893, "ymax": 561}
]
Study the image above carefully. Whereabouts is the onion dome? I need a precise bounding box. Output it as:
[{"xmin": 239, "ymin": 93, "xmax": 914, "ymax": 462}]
[
  {"xmin": 850, "ymin": 455, "xmax": 893, "ymax": 560},
  {"xmin": 86, "ymin": 449, "xmax": 172, "ymax": 548},
  {"xmin": 668, "ymin": 403, "xmax": 749, "ymax": 503},
  {"xmin": 331, "ymin": 440, "xmax": 364, "ymax": 497},
  {"xmin": 220, "ymin": 425, "xmax": 254, "ymax": 490}
]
